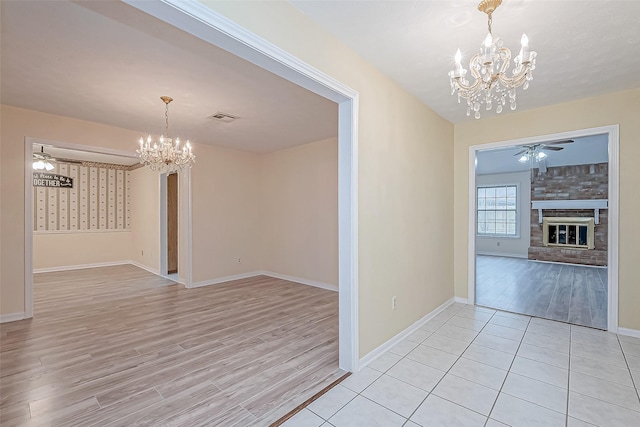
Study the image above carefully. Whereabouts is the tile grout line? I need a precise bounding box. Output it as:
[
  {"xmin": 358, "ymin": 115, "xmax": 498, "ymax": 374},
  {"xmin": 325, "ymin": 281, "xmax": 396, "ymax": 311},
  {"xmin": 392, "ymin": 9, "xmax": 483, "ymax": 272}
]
[
  {"xmin": 399, "ymin": 306, "xmax": 473, "ymax": 426},
  {"xmin": 616, "ymin": 334, "xmax": 640, "ymax": 404},
  {"xmin": 318, "ymin": 306, "xmax": 633, "ymax": 427},
  {"xmin": 483, "ymin": 313, "xmax": 533, "ymax": 427},
  {"xmin": 383, "ymin": 316, "xmax": 524, "ymax": 401},
  {"xmin": 400, "ymin": 306, "xmax": 499, "ymax": 426},
  {"xmin": 566, "ymin": 326, "xmax": 573, "ymax": 427}
]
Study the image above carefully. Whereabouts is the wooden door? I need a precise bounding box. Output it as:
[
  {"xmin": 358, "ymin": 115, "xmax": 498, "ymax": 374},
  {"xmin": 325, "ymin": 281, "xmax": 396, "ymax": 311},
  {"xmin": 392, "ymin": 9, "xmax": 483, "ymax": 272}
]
[{"xmin": 167, "ymin": 173, "xmax": 178, "ymax": 274}]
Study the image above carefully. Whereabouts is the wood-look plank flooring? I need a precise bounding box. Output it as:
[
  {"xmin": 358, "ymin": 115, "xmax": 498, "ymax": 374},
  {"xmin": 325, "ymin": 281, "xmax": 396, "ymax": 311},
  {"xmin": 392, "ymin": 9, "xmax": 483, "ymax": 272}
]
[
  {"xmin": 476, "ymin": 255, "xmax": 607, "ymax": 329},
  {"xmin": 0, "ymin": 265, "xmax": 342, "ymax": 426}
]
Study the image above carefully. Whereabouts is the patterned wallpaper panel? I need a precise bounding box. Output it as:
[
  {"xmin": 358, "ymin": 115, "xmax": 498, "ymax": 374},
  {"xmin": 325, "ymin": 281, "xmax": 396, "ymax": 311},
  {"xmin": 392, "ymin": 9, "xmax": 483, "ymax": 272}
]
[{"xmin": 33, "ymin": 163, "xmax": 131, "ymax": 232}]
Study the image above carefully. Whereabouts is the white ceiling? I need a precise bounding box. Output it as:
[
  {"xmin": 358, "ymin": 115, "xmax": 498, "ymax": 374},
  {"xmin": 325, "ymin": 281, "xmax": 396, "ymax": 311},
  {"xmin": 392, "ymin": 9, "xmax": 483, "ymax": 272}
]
[
  {"xmin": 1, "ymin": 1, "xmax": 338, "ymax": 154},
  {"xmin": 290, "ymin": 0, "xmax": 640, "ymax": 123},
  {"xmin": 476, "ymin": 134, "xmax": 609, "ymax": 175},
  {"xmin": 3, "ymin": 0, "xmax": 639, "ymax": 160}
]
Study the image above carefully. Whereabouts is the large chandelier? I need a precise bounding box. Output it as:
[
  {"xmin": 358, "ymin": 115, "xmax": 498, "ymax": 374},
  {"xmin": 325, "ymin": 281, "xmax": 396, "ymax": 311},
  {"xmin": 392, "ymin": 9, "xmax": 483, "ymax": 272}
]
[
  {"xmin": 137, "ymin": 96, "xmax": 195, "ymax": 172},
  {"xmin": 448, "ymin": 0, "xmax": 537, "ymax": 119}
]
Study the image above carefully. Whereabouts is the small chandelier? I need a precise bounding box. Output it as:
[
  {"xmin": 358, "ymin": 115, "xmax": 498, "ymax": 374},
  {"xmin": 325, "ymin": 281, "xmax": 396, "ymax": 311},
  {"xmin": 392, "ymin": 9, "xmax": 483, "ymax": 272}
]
[
  {"xmin": 137, "ymin": 96, "xmax": 195, "ymax": 172},
  {"xmin": 448, "ymin": 0, "xmax": 537, "ymax": 119}
]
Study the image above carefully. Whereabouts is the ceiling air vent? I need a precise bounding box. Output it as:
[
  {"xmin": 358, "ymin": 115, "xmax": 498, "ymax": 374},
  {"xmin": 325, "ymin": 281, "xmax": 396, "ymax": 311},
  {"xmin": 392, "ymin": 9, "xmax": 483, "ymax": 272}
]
[{"xmin": 208, "ymin": 112, "xmax": 238, "ymax": 123}]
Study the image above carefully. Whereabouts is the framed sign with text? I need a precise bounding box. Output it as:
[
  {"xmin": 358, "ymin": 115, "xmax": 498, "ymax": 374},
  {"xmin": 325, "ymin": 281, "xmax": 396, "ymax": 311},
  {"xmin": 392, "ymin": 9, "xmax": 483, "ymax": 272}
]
[{"xmin": 33, "ymin": 172, "xmax": 73, "ymax": 188}]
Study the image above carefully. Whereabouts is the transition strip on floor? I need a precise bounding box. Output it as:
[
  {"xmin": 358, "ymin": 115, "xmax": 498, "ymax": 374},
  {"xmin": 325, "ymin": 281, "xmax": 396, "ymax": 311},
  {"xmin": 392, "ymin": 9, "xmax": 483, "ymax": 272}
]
[{"xmin": 270, "ymin": 372, "xmax": 352, "ymax": 427}]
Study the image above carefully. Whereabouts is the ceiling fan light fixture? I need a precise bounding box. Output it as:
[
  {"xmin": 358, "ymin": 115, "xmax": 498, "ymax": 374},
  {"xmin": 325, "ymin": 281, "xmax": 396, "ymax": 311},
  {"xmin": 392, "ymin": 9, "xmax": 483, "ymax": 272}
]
[
  {"xmin": 33, "ymin": 146, "xmax": 56, "ymax": 171},
  {"xmin": 536, "ymin": 151, "xmax": 547, "ymax": 161},
  {"xmin": 518, "ymin": 154, "xmax": 529, "ymax": 163}
]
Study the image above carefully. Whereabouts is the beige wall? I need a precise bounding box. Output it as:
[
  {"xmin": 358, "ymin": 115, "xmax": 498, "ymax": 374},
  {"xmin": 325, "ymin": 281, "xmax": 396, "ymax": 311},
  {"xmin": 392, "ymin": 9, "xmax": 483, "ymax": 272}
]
[
  {"xmin": 0, "ymin": 105, "xmax": 142, "ymax": 316},
  {"xmin": 200, "ymin": 1, "xmax": 455, "ymax": 356},
  {"xmin": 260, "ymin": 137, "xmax": 338, "ymax": 286},
  {"xmin": 454, "ymin": 89, "xmax": 640, "ymax": 330},
  {"xmin": 191, "ymin": 139, "xmax": 340, "ymax": 286},
  {"xmin": 191, "ymin": 144, "xmax": 262, "ymax": 284},
  {"xmin": 33, "ymin": 232, "xmax": 132, "ymax": 270},
  {"xmin": 30, "ymin": 166, "xmax": 159, "ymax": 273},
  {"xmin": 129, "ymin": 166, "xmax": 161, "ymax": 272},
  {"xmin": 0, "ymin": 103, "xmax": 340, "ymax": 316}
]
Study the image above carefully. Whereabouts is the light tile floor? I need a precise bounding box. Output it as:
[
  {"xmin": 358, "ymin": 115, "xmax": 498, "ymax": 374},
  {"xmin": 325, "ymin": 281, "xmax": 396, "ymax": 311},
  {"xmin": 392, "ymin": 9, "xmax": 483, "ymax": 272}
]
[{"xmin": 282, "ymin": 303, "xmax": 640, "ymax": 427}]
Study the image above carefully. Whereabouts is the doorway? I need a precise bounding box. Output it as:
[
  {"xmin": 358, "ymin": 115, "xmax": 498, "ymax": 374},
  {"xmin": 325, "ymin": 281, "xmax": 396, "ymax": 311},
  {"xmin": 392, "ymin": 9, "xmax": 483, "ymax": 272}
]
[
  {"xmin": 167, "ymin": 173, "xmax": 178, "ymax": 275},
  {"xmin": 467, "ymin": 125, "xmax": 619, "ymax": 332},
  {"xmin": 21, "ymin": 1, "xmax": 359, "ymax": 373},
  {"xmin": 26, "ymin": 138, "xmax": 164, "ymax": 316}
]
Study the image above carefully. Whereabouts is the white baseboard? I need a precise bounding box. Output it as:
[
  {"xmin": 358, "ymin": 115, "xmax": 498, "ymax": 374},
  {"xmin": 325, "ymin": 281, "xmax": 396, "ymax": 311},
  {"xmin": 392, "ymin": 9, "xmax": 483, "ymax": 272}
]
[
  {"xmin": 0, "ymin": 312, "xmax": 27, "ymax": 323},
  {"xmin": 33, "ymin": 260, "xmax": 131, "ymax": 273},
  {"xmin": 454, "ymin": 297, "xmax": 469, "ymax": 304},
  {"xmin": 189, "ymin": 270, "xmax": 338, "ymax": 292},
  {"xmin": 260, "ymin": 271, "xmax": 338, "ymax": 292},
  {"xmin": 476, "ymin": 252, "xmax": 528, "ymax": 259},
  {"xmin": 618, "ymin": 327, "xmax": 640, "ymax": 339},
  {"xmin": 127, "ymin": 260, "xmax": 160, "ymax": 276},
  {"xmin": 358, "ymin": 297, "xmax": 457, "ymax": 370},
  {"xmin": 189, "ymin": 271, "xmax": 263, "ymax": 288},
  {"xmin": 33, "ymin": 260, "xmax": 185, "ymax": 285},
  {"xmin": 530, "ymin": 259, "xmax": 607, "ymax": 269}
]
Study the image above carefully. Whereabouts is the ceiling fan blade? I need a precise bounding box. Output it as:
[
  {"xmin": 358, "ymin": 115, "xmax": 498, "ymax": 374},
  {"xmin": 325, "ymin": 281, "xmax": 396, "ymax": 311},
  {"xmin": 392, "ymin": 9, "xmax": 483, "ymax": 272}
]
[
  {"xmin": 513, "ymin": 149, "xmax": 527, "ymax": 156},
  {"xmin": 545, "ymin": 139, "xmax": 574, "ymax": 145},
  {"xmin": 543, "ymin": 146, "xmax": 564, "ymax": 151}
]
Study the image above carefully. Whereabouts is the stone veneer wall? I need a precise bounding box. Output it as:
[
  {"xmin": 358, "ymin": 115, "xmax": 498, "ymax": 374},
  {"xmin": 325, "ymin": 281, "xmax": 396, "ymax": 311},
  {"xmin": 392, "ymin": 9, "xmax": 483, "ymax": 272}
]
[{"xmin": 528, "ymin": 163, "xmax": 608, "ymax": 266}]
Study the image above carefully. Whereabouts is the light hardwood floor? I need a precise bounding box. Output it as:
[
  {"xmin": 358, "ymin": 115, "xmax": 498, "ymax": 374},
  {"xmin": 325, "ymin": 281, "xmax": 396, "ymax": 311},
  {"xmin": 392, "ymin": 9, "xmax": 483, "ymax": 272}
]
[
  {"xmin": 476, "ymin": 255, "xmax": 607, "ymax": 329},
  {"xmin": 0, "ymin": 265, "xmax": 342, "ymax": 426}
]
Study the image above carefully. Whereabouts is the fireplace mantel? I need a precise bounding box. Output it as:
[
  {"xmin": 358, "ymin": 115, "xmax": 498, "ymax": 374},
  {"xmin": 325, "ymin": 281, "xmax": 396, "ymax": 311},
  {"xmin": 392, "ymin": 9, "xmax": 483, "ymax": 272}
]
[{"xmin": 531, "ymin": 199, "xmax": 608, "ymax": 224}]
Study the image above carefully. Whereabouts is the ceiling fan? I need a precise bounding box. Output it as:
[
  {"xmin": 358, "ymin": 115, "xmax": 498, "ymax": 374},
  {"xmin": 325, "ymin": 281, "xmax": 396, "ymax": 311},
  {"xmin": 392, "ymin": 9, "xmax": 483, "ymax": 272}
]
[
  {"xmin": 32, "ymin": 146, "xmax": 57, "ymax": 171},
  {"xmin": 514, "ymin": 139, "xmax": 574, "ymax": 164},
  {"xmin": 33, "ymin": 146, "xmax": 83, "ymax": 171}
]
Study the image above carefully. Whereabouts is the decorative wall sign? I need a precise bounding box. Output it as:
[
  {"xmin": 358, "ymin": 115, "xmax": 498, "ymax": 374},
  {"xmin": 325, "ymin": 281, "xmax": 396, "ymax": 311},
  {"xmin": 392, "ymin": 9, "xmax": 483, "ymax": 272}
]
[{"xmin": 33, "ymin": 173, "xmax": 73, "ymax": 188}]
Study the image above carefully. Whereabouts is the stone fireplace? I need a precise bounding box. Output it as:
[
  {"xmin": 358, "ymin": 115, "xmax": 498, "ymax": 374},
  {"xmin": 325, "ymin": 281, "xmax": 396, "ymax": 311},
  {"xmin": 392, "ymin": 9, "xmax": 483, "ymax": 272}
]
[{"xmin": 528, "ymin": 163, "xmax": 608, "ymax": 266}]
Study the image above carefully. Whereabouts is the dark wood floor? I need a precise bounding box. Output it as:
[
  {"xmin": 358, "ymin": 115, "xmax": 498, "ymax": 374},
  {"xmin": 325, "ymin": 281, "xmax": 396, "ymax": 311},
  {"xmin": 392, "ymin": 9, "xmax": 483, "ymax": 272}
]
[
  {"xmin": 476, "ymin": 255, "xmax": 607, "ymax": 329},
  {"xmin": 0, "ymin": 265, "xmax": 342, "ymax": 426}
]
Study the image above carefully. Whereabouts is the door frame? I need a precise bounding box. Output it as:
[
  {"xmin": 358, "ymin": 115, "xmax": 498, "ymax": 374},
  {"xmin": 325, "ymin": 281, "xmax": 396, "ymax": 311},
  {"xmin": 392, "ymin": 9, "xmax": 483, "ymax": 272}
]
[
  {"xmin": 124, "ymin": 0, "xmax": 360, "ymax": 371},
  {"xmin": 467, "ymin": 125, "xmax": 620, "ymax": 332}
]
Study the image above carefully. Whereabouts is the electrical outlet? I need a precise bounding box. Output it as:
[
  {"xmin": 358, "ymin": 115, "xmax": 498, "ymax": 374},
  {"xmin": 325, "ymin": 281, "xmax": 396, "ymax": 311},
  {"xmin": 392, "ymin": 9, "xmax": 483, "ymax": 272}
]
[
  {"xmin": 497, "ymin": 242, "xmax": 501, "ymax": 247},
  {"xmin": 237, "ymin": 257, "xmax": 241, "ymax": 263},
  {"xmin": 392, "ymin": 296, "xmax": 397, "ymax": 310}
]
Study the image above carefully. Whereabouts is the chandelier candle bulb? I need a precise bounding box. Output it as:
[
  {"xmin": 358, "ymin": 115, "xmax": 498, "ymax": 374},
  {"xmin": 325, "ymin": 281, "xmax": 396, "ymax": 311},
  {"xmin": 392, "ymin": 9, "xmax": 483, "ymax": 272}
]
[
  {"xmin": 520, "ymin": 33, "xmax": 530, "ymax": 62},
  {"xmin": 454, "ymin": 49, "xmax": 463, "ymax": 77},
  {"xmin": 483, "ymin": 33, "xmax": 492, "ymax": 62}
]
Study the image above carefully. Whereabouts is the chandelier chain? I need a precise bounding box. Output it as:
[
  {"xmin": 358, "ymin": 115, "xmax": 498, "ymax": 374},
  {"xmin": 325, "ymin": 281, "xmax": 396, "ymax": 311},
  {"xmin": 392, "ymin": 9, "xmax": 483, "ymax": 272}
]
[
  {"xmin": 487, "ymin": 13, "xmax": 492, "ymax": 34},
  {"xmin": 164, "ymin": 103, "xmax": 170, "ymax": 137}
]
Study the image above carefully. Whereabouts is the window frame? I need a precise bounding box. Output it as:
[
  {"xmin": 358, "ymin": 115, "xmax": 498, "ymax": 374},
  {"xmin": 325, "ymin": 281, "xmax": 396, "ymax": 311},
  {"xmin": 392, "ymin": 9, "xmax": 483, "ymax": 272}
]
[{"xmin": 476, "ymin": 183, "xmax": 520, "ymax": 238}]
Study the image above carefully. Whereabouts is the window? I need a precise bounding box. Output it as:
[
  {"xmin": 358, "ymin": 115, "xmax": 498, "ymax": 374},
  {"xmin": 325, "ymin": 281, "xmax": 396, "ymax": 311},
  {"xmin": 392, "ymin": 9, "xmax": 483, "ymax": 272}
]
[{"xmin": 477, "ymin": 185, "xmax": 517, "ymax": 236}]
